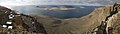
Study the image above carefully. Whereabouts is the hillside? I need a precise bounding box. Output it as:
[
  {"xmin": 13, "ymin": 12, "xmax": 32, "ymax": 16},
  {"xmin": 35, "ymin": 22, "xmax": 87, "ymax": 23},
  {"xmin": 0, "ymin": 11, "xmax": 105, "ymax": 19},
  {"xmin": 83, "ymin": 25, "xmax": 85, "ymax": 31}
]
[
  {"xmin": 33, "ymin": 6, "xmax": 111, "ymax": 34},
  {"xmin": 0, "ymin": 6, "xmax": 47, "ymax": 34},
  {"xmin": 33, "ymin": 4, "xmax": 120, "ymax": 34}
]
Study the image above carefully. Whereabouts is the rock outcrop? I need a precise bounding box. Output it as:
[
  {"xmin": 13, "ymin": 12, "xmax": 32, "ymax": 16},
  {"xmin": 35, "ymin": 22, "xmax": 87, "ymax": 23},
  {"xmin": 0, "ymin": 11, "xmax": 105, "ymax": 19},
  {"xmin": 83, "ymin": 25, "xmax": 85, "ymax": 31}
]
[
  {"xmin": 88, "ymin": 3, "xmax": 120, "ymax": 34},
  {"xmin": 0, "ymin": 6, "xmax": 47, "ymax": 34}
]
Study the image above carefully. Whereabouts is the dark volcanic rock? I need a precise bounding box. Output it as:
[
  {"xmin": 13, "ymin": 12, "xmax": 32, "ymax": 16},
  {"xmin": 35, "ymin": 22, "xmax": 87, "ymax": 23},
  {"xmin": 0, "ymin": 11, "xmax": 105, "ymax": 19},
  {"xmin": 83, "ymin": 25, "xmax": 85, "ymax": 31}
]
[{"xmin": 0, "ymin": 6, "xmax": 47, "ymax": 34}]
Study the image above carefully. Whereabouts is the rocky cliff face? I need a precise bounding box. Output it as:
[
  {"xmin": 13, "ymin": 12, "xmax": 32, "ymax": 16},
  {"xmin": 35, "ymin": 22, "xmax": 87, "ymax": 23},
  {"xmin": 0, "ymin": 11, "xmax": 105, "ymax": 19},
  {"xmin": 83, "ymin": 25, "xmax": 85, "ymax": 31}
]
[
  {"xmin": 0, "ymin": 6, "xmax": 47, "ymax": 34},
  {"xmin": 106, "ymin": 8, "xmax": 120, "ymax": 34},
  {"xmin": 88, "ymin": 4, "xmax": 120, "ymax": 34}
]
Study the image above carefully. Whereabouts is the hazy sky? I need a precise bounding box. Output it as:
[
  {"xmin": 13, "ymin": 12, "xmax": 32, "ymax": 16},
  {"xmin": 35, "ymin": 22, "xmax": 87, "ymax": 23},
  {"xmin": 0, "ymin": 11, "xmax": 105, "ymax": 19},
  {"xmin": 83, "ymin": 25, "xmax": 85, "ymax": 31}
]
[
  {"xmin": 0, "ymin": 0, "xmax": 108, "ymax": 8},
  {"xmin": 0, "ymin": 0, "xmax": 81, "ymax": 6}
]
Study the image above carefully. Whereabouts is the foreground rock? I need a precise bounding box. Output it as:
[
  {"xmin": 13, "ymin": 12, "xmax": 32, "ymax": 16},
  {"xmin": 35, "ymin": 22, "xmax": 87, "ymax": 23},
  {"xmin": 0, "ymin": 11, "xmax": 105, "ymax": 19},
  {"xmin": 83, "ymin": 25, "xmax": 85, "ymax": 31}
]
[{"xmin": 0, "ymin": 6, "xmax": 47, "ymax": 34}]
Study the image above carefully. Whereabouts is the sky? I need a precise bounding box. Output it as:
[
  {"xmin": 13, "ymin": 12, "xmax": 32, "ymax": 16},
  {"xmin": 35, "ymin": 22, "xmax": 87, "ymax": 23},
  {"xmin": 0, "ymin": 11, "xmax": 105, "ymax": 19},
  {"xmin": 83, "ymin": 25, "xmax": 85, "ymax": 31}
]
[
  {"xmin": 0, "ymin": 0, "xmax": 82, "ymax": 6},
  {"xmin": 0, "ymin": 0, "xmax": 107, "ymax": 9}
]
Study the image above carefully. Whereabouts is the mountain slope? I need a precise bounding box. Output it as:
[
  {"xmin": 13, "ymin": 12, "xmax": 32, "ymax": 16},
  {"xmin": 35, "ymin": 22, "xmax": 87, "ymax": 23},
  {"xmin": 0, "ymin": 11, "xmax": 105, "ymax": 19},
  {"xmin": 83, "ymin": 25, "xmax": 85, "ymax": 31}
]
[{"xmin": 34, "ymin": 6, "xmax": 111, "ymax": 34}]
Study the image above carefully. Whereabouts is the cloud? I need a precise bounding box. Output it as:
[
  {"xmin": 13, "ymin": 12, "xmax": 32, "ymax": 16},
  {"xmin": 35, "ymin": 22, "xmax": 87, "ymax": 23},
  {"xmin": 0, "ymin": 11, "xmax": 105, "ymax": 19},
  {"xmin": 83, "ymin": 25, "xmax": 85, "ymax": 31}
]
[
  {"xmin": 0, "ymin": 0, "xmax": 104, "ymax": 6},
  {"xmin": 0, "ymin": 0, "xmax": 82, "ymax": 5}
]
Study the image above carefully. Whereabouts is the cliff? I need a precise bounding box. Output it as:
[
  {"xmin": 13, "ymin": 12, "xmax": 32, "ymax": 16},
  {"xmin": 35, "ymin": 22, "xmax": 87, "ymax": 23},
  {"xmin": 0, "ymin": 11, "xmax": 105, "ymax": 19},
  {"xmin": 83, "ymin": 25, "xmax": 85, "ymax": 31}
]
[{"xmin": 0, "ymin": 6, "xmax": 47, "ymax": 34}]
